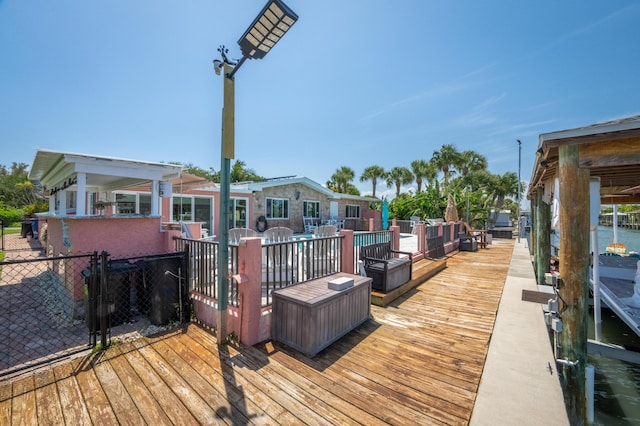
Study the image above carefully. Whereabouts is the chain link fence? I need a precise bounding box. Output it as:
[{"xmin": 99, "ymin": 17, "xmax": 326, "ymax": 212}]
[{"xmin": 0, "ymin": 232, "xmax": 188, "ymax": 379}]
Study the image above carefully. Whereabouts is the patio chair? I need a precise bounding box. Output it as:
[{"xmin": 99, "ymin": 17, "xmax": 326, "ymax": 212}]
[
  {"xmin": 303, "ymin": 216, "xmax": 318, "ymax": 234},
  {"xmin": 309, "ymin": 233, "xmax": 337, "ymax": 278},
  {"xmin": 262, "ymin": 227, "xmax": 296, "ymax": 284},
  {"xmin": 313, "ymin": 225, "xmax": 337, "ymax": 237},
  {"xmin": 229, "ymin": 227, "xmax": 257, "ymax": 244},
  {"xmin": 331, "ymin": 216, "xmax": 345, "ymax": 230},
  {"xmin": 410, "ymin": 216, "xmax": 422, "ymax": 234},
  {"xmin": 264, "ymin": 226, "xmax": 294, "ymax": 243},
  {"xmin": 458, "ymin": 231, "xmax": 478, "ymax": 252}
]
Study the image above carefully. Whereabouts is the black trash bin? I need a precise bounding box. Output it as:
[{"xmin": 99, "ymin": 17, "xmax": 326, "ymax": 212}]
[
  {"xmin": 83, "ymin": 260, "xmax": 138, "ymax": 328},
  {"xmin": 137, "ymin": 254, "xmax": 186, "ymax": 326},
  {"xmin": 107, "ymin": 260, "xmax": 138, "ymax": 325},
  {"xmin": 20, "ymin": 219, "xmax": 33, "ymax": 238}
]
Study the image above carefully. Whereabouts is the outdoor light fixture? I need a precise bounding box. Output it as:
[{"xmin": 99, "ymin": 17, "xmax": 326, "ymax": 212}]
[
  {"xmin": 213, "ymin": 0, "xmax": 297, "ymax": 345},
  {"xmin": 238, "ymin": 0, "xmax": 298, "ymax": 60}
]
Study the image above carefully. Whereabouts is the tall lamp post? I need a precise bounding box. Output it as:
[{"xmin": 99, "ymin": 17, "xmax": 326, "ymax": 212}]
[
  {"xmin": 213, "ymin": 0, "xmax": 298, "ymax": 344},
  {"xmin": 517, "ymin": 139, "xmax": 522, "ymax": 243}
]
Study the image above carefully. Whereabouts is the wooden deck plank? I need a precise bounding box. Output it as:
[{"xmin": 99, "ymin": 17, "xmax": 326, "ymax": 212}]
[
  {"xmin": 186, "ymin": 325, "xmax": 359, "ymax": 426},
  {"xmin": 174, "ymin": 332, "xmax": 293, "ymax": 425},
  {"xmin": 71, "ymin": 356, "xmax": 119, "ymax": 425},
  {"xmin": 311, "ymin": 341, "xmax": 471, "ymax": 425},
  {"xmin": 149, "ymin": 337, "xmax": 254, "ymax": 425},
  {"xmin": 258, "ymin": 345, "xmax": 392, "ymax": 426},
  {"xmin": 107, "ymin": 345, "xmax": 173, "ymax": 425},
  {"xmin": 91, "ymin": 350, "xmax": 146, "ymax": 424},
  {"xmin": 0, "ymin": 238, "xmax": 516, "ymax": 426},
  {"xmin": 11, "ymin": 375, "xmax": 36, "ymax": 426},
  {"xmin": 130, "ymin": 338, "xmax": 224, "ymax": 425},
  {"xmin": 52, "ymin": 360, "xmax": 93, "ymax": 426},
  {"xmin": 117, "ymin": 341, "xmax": 200, "ymax": 425},
  {"xmin": 34, "ymin": 369, "xmax": 65, "ymax": 425},
  {"xmin": 177, "ymin": 330, "xmax": 305, "ymax": 425},
  {"xmin": 0, "ymin": 381, "xmax": 12, "ymax": 425}
]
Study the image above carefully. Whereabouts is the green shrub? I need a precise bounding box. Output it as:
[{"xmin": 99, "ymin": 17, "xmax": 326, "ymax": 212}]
[
  {"xmin": 0, "ymin": 204, "xmax": 23, "ymax": 226},
  {"xmin": 23, "ymin": 202, "xmax": 48, "ymax": 216}
]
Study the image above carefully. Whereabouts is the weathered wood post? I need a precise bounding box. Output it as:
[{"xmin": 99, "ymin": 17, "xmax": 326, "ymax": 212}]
[
  {"xmin": 534, "ymin": 189, "xmax": 551, "ymax": 286},
  {"xmin": 558, "ymin": 144, "xmax": 590, "ymax": 424},
  {"xmin": 529, "ymin": 197, "xmax": 536, "ymax": 255}
]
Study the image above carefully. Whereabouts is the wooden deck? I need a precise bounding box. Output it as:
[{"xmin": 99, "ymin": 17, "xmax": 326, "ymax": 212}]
[{"xmin": 1, "ymin": 239, "xmax": 514, "ymax": 425}]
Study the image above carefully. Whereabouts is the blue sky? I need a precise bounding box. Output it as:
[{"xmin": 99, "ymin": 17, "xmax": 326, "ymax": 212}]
[{"xmin": 2, "ymin": 1, "xmax": 639, "ymax": 199}]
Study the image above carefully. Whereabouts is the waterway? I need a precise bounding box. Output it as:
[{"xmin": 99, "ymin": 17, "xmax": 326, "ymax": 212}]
[{"xmin": 590, "ymin": 226, "xmax": 640, "ymax": 425}]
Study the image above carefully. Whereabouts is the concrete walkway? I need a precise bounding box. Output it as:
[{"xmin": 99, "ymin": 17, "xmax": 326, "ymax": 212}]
[{"xmin": 470, "ymin": 238, "xmax": 569, "ymax": 425}]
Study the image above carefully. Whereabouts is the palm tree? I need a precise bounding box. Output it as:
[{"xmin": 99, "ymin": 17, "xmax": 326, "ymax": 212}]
[
  {"xmin": 487, "ymin": 171, "xmax": 519, "ymax": 225},
  {"xmin": 459, "ymin": 150, "xmax": 487, "ymax": 177},
  {"xmin": 410, "ymin": 159, "xmax": 437, "ymax": 193},
  {"xmin": 360, "ymin": 165, "xmax": 386, "ymax": 198},
  {"xmin": 431, "ymin": 144, "xmax": 461, "ymax": 189},
  {"xmin": 327, "ymin": 166, "xmax": 356, "ymax": 194},
  {"xmin": 385, "ymin": 166, "xmax": 413, "ymax": 198},
  {"xmin": 230, "ymin": 160, "xmax": 263, "ymax": 182}
]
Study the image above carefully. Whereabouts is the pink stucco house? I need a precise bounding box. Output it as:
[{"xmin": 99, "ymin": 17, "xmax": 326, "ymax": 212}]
[{"xmin": 28, "ymin": 149, "xmax": 373, "ymax": 258}]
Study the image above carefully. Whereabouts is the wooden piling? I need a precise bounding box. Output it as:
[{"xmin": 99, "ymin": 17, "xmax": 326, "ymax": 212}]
[
  {"xmin": 558, "ymin": 144, "xmax": 590, "ymax": 425},
  {"xmin": 534, "ymin": 190, "xmax": 550, "ymax": 286}
]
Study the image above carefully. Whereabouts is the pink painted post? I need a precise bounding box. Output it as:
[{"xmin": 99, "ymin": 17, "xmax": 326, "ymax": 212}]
[
  {"xmin": 340, "ymin": 229, "xmax": 354, "ymax": 274},
  {"xmin": 368, "ymin": 218, "xmax": 374, "ymax": 232},
  {"xmin": 415, "ymin": 222, "xmax": 425, "ymax": 258},
  {"xmin": 235, "ymin": 237, "xmax": 263, "ymax": 346},
  {"xmin": 390, "ymin": 225, "xmax": 400, "ymax": 252}
]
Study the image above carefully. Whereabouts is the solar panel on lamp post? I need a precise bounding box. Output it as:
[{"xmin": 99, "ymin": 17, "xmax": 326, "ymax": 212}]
[{"xmin": 213, "ymin": 0, "xmax": 298, "ymax": 345}]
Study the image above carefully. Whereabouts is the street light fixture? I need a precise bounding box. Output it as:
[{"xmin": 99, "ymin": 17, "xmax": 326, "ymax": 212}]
[{"xmin": 213, "ymin": 0, "xmax": 298, "ymax": 344}]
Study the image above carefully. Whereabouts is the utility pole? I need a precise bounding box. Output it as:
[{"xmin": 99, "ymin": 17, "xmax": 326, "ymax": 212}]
[{"xmin": 517, "ymin": 139, "xmax": 521, "ymax": 243}]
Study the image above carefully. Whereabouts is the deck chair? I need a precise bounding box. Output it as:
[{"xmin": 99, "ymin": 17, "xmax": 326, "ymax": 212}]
[
  {"xmin": 458, "ymin": 231, "xmax": 478, "ymax": 252},
  {"xmin": 309, "ymin": 232, "xmax": 337, "ymax": 278},
  {"xmin": 229, "ymin": 227, "xmax": 257, "ymax": 244},
  {"xmin": 303, "ymin": 217, "xmax": 318, "ymax": 234},
  {"xmin": 313, "ymin": 225, "xmax": 337, "ymax": 237},
  {"xmin": 331, "ymin": 216, "xmax": 345, "ymax": 230},
  {"xmin": 410, "ymin": 216, "xmax": 422, "ymax": 234},
  {"xmin": 262, "ymin": 227, "xmax": 296, "ymax": 284},
  {"xmin": 264, "ymin": 227, "xmax": 294, "ymax": 242}
]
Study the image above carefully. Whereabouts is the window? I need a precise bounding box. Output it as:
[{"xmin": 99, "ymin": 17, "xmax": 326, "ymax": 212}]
[
  {"xmin": 173, "ymin": 196, "xmax": 193, "ymax": 221},
  {"xmin": 346, "ymin": 204, "xmax": 360, "ymax": 218},
  {"xmin": 115, "ymin": 193, "xmax": 136, "ymax": 214},
  {"xmin": 229, "ymin": 198, "xmax": 248, "ymax": 229},
  {"xmin": 303, "ymin": 200, "xmax": 320, "ymax": 218},
  {"xmin": 65, "ymin": 191, "xmax": 76, "ymax": 214},
  {"xmin": 266, "ymin": 197, "xmax": 289, "ymax": 219},
  {"xmin": 171, "ymin": 195, "xmax": 214, "ymax": 227},
  {"xmin": 139, "ymin": 194, "xmax": 151, "ymax": 216}
]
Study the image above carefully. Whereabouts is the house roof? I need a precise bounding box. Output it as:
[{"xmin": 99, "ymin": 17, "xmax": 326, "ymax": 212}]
[
  {"xmin": 28, "ymin": 149, "xmax": 184, "ymax": 194},
  {"xmin": 527, "ymin": 115, "xmax": 640, "ymax": 204},
  {"xmin": 246, "ymin": 176, "xmax": 373, "ymax": 202}
]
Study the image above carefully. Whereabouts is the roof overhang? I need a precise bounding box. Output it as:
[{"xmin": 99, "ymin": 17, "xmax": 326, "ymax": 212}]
[
  {"xmin": 527, "ymin": 115, "xmax": 640, "ymax": 204},
  {"xmin": 28, "ymin": 149, "xmax": 183, "ymax": 195}
]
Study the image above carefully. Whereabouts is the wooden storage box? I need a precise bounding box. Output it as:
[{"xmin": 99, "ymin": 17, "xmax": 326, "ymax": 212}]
[{"xmin": 272, "ymin": 273, "xmax": 372, "ymax": 357}]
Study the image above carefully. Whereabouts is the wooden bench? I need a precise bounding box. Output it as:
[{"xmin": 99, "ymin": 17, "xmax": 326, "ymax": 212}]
[{"xmin": 359, "ymin": 241, "xmax": 413, "ymax": 293}]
